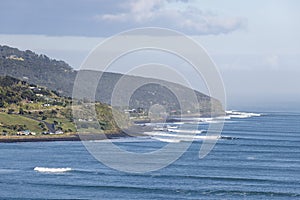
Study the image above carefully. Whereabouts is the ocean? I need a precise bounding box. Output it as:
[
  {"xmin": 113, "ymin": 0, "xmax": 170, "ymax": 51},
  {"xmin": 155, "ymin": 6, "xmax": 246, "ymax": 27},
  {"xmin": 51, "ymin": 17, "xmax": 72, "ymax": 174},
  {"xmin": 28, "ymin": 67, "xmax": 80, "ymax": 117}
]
[{"xmin": 1, "ymin": 111, "xmax": 300, "ymax": 199}]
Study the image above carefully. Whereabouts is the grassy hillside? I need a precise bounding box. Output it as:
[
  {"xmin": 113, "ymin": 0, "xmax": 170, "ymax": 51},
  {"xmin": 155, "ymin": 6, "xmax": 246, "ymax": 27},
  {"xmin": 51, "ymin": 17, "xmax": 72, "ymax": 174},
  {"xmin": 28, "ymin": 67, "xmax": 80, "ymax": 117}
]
[
  {"xmin": 0, "ymin": 75, "xmax": 120, "ymax": 136},
  {"xmin": 0, "ymin": 112, "xmax": 43, "ymax": 134}
]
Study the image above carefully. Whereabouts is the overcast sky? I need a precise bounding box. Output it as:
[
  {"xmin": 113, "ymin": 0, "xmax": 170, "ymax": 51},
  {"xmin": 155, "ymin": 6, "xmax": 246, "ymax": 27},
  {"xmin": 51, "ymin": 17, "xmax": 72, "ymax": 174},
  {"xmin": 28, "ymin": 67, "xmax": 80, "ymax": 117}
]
[{"xmin": 0, "ymin": 0, "xmax": 300, "ymax": 111}]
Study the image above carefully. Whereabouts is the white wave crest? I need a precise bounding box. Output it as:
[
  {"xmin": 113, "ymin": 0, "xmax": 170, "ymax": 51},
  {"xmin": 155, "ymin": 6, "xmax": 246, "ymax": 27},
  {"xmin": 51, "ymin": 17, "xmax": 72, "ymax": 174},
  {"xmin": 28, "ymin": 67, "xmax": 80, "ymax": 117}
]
[
  {"xmin": 167, "ymin": 129, "xmax": 205, "ymax": 134},
  {"xmin": 144, "ymin": 131, "xmax": 219, "ymax": 142},
  {"xmin": 88, "ymin": 137, "xmax": 153, "ymax": 143},
  {"xmin": 226, "ymin": 111, "xmax": 262, "ymax": 118},
  {"xmin": 34, "ymin": 167, "xmax": 72, "ymax": 173},
  {"xmin": 152, "ymin": 137, "xmax": 181, "ymax": 143}
]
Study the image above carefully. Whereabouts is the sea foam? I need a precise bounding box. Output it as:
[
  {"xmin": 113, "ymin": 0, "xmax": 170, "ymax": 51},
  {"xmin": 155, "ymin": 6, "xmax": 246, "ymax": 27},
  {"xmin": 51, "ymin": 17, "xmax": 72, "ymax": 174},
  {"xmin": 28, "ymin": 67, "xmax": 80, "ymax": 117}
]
[
  {"xmin": 144, "ymin": 131, "xmax": 220, "ymax": 142},
  {"xmin": 34, "ymin": 167, "xmax": 72, "ymax": 173},
  {"xmin": 226, "ymin": 111, "xmax": 262, "ymax": 118}
]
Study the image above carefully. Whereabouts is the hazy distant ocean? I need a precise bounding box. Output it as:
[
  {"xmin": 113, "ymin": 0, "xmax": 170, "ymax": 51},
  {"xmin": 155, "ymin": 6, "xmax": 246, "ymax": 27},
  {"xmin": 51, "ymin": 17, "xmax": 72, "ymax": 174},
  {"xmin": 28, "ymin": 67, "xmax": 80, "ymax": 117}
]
[{"xmin": 1, "ymin": 111, "xmax": 300, "ymax": 199}]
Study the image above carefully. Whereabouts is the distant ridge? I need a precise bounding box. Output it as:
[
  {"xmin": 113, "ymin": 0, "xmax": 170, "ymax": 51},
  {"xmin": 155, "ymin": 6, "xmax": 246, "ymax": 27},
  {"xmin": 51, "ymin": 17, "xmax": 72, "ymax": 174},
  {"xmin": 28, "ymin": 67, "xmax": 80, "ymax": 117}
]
[{"xmin": 0, "ymin": 45, "xmax": 223, "ymax": 116}]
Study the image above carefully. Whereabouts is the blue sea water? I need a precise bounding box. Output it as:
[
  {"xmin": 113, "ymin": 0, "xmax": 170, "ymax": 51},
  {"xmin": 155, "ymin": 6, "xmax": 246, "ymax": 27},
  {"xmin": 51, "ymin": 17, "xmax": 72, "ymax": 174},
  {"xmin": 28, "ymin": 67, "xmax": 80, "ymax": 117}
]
[{"xmin": 1, "ymin": 111, "xmax": 300, "ymax": 199}]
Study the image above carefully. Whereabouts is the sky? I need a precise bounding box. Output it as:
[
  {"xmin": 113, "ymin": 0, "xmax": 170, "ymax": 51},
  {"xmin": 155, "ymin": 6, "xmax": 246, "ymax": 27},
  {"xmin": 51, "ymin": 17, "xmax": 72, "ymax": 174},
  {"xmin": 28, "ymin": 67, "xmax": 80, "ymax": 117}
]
[{"xmin": 0, "ymin": 0, "xmax": 300, "ymax": 111}]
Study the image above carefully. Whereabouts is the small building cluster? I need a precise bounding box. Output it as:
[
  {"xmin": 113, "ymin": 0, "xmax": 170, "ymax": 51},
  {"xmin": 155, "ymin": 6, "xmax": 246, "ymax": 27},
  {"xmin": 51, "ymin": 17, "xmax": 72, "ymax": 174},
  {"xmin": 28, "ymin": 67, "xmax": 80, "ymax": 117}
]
[
  {"xmin": 42, "ymin": 130, "xmax": 64, "ymax": 135},
  {"xmin": 17, "ymin": 130, "xmax": 36, "ymax": 136},
  {"xmin": 6, "ymin": 55, "xmax": 25, "ymax": 61}
]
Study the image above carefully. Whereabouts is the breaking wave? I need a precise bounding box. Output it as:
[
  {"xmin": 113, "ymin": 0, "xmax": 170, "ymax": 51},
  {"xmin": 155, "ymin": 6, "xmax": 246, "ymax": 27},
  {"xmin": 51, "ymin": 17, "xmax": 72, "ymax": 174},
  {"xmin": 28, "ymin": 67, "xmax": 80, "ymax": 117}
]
[
  {"xmin": 144, "ymin": 131, "xmax": 220, "ymax": 142},
  {"xmin": 226, "ymin": 111, "xmax": 262, "ymax": 118},
  {"xmin": 34, "ymin": 167, "xmax": 72, "ymax": 173}
]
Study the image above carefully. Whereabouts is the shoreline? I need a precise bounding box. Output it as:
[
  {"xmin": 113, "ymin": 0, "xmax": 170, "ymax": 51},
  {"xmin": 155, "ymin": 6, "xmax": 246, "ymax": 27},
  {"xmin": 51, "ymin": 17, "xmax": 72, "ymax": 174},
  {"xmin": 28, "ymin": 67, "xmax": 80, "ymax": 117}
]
[{"xmin": 0, "ymin": 132, "xmax": 130, "ymax": 143}]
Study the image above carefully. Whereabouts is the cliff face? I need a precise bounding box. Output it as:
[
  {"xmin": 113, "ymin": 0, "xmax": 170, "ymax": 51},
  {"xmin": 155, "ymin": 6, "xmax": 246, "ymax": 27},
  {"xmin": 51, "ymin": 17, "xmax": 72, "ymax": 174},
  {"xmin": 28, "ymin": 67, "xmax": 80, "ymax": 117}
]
[{"xmin": 0, "ymin": 45, "xmax": 223, "ymax": 117}]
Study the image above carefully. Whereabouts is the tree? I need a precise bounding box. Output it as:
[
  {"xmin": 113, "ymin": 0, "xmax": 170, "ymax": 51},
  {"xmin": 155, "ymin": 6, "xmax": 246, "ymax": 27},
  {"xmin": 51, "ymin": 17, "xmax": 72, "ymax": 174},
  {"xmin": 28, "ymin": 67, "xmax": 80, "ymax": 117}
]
[
  {"xmin": 19, "ymin": 108, "xmax": 24, "ymax": 115},
  {"xmin": 51, "ymin": 109, "xmax": 57, "ymax": 115},
  {"xmin": 7, "ymin": 109, "xmax": 14, "ymax": 114},
  {"xmin": 38, "ymin": 122, "xmax": 45, "ymax": 129}
]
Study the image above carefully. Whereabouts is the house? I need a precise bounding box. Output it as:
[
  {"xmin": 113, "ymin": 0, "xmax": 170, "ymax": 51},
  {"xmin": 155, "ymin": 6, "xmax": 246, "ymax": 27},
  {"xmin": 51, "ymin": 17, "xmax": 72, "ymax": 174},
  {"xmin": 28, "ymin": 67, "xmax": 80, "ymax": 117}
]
[
  {"xmin": 17, "ymin": 130, "xmax": 29, "ymax": 136},
  {"xmin": 33, "ymin": 88, "xmax": 41, "ymax": 92},
  {"xmin": 17, "ymin": 130, "xmax": 35, "ymax": 136},
  {"xmin": 6, "ymin": 55, "xmax": 24, "ymax": 61},
  {"xmin": 55, "ymin": 130, "xmax": 64, "ymax": 135},
  {"xmin": 1, "ymin": 132, "xmax": 7, "ymax": 136},
  {"xmin": 124, "ymin": 109, "xmax": 136, "ymax": 114}
]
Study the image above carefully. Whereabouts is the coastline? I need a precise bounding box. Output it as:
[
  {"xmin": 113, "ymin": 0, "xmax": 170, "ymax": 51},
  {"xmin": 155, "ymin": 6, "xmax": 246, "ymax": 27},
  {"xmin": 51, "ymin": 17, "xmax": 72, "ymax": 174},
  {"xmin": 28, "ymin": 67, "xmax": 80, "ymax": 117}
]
[{"xmin": 0, "ymin": 132, "xmax": 130, "ymax": 143}]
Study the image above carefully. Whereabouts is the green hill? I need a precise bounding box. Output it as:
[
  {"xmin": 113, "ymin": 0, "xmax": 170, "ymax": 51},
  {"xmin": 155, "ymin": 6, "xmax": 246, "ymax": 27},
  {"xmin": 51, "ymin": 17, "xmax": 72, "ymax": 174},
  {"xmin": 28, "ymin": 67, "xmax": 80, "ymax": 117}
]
[
  {"xmin": 0, "ymin": 45, "xmax": 223, "ymax": 117},
  {"xmin": 0, "ymin": 45, "xmax": 75, "ymax": 95},
  {"xmin": 0, "ymin": 75, "xmax": 120, "ymax": 136}
]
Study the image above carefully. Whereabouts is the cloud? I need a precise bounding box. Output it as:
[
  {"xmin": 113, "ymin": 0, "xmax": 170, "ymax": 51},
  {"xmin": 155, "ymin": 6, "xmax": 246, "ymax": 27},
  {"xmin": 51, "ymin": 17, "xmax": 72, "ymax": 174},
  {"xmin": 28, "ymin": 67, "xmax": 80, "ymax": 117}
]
[
  {"xmin": 0, "ymin": 0, "xmax": 246, "ymax": 36},
  {"xmin": 98, "ymin": 0, "xmax": 167, "ymax": 23},
  {"xmin": 95, "ymin": 0, "xmax": 246, "ymax": 35}
]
